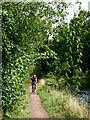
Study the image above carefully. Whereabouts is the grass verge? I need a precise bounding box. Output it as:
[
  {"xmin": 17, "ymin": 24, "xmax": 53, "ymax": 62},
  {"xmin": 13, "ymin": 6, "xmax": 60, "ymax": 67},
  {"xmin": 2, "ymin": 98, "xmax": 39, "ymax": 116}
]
[
  {"xmin": 37, "ymin": 85, "xmax": 88, "ymax": 119},
  {"xmin": 11, "ymin": 85, "xmax": 31, "ymax": 118}
]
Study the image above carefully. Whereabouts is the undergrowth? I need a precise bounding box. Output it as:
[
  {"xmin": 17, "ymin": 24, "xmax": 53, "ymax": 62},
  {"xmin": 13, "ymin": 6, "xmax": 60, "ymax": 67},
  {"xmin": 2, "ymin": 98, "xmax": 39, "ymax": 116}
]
[
  {"xmin": 37, "ymin": 85, "xmax": 88, "ymax": 119},
  {"xmin": 11, "ymin": 85, "xmax": 31, "ymax": 118}
]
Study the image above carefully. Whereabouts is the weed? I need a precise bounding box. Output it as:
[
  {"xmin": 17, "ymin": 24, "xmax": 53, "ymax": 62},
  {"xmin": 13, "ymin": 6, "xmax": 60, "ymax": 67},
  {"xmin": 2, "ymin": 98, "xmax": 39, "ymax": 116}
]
[{"xmin": 37, "ymin": 85, "xmax": 88, "ymax": 119}]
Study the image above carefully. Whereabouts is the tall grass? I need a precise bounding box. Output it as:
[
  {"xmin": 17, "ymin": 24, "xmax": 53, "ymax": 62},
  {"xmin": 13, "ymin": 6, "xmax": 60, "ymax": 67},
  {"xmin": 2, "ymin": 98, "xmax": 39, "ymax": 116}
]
[{"xmin": 37, "ymin": 85, "xmax": 88, "ymax": 119}]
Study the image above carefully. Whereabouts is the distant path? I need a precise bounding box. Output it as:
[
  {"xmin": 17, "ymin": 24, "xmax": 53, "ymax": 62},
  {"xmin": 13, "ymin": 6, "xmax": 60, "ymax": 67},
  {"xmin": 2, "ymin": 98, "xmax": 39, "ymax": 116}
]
[{"xmin": 28, "ymin": 86, "xmax": 49, "ymax": 118}]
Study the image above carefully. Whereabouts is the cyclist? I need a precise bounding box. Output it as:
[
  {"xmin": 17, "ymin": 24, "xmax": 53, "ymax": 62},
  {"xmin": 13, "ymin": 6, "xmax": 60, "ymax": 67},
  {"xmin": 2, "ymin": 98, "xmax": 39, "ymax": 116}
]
[{"xmin": 31, "ymin": 74, "xmax": 37, "ymax": 94}]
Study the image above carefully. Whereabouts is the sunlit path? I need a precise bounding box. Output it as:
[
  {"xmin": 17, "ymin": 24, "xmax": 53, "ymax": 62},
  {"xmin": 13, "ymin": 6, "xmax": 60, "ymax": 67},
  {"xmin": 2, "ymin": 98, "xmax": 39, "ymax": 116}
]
[{"xmin": 28, "ymin": 86, "xmax": 49, "ymax": 118}]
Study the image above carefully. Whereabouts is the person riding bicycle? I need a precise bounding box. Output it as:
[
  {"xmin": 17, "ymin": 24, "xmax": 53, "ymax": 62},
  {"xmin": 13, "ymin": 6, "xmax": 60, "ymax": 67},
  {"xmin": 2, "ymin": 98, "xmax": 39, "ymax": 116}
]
[{"xmin": 31, "ymin": 74, "xmax": 37, "ymax": 94}]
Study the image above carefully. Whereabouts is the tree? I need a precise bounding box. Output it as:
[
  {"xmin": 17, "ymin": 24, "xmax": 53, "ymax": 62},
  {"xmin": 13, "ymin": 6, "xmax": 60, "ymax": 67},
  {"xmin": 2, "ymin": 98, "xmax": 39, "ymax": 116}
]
[{"xmin": 2, "ymin": 1, "xmax": 70, "ymax": 117}]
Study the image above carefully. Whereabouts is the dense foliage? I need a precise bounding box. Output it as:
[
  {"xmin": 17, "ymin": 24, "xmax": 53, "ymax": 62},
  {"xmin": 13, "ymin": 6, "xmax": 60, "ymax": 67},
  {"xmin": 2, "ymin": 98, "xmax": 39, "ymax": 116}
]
[
  {"xmin": 2, "ymin": 1, "xmax": 90, "ymax": 117},
  {"xmin": 49, "ymin": 10, "xmax": 90, "ymax": 84}
]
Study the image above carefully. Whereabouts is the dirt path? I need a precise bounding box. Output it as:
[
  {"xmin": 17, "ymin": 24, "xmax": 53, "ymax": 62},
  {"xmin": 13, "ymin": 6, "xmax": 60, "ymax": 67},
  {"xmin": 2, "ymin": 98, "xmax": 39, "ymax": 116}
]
[{"xmin": 28, "ymin": 86, "xmax": 49, "ymax": 118}]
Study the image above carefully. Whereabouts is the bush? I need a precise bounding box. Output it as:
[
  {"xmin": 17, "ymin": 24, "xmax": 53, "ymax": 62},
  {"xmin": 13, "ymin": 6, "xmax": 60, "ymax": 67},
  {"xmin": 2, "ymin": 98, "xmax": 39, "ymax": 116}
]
[
  {"xmin": 46, "ymin": 72, "xmax": 56, "ymax": 79},
  {"xmin": 45, "ymin": 78, "xmax": 58, "ymax": 86}
]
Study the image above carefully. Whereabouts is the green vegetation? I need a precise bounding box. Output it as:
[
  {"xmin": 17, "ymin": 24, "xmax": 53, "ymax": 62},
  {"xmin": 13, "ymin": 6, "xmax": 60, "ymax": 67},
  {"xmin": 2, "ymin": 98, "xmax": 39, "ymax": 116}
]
[
  {"xmin": 2, "ymin": 84, "xmax": 31, "ymax": 118},
  {"xmin": 11, "ymin": 86, "xmax": 31, "ymax": 118},
  {"xmin": 2, "ymin": 1, "xmax": 90, "ymax": 118},
  {"xmin": 37, "ymin": 85, "xmax": 88, "ymax": 119}
]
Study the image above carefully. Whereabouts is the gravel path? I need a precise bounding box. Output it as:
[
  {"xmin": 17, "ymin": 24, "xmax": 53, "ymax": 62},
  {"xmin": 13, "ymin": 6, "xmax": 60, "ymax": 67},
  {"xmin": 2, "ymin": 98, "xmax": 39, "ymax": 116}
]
[{"xmin": 28, "ymin": 86, "xmax": 49, "ymax": 118}]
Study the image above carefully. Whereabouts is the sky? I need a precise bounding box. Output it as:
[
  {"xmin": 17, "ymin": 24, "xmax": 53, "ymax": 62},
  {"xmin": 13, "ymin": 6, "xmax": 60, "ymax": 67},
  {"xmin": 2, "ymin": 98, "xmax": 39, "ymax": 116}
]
[{"xmin": 64, "ymin": 0, "xmax": 90, "ymax": 22}]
